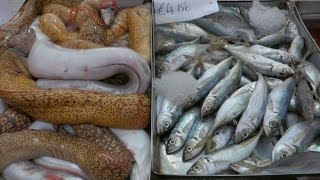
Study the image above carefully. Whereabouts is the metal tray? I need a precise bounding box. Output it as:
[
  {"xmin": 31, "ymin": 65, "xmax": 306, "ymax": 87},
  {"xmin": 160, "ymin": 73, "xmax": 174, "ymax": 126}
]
[
  {"xmin": 289, "ymin": 1, "xmax": 320, "ymax": 69},
  {"xmin": 151, "ymin": 0, "xmax": 320, "ymax": 177},
  {"xmin": 289, "ymin": 1, "xmax": 320, "ymax": 53}
]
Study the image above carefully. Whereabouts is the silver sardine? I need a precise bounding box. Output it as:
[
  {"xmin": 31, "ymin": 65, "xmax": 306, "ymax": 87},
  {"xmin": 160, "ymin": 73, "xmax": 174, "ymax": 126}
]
[
  {"xmin": 166, "ymin": 107, "xmax": 201, "ymax": 154},
  {"xmin": 263, "ymin": 77, "xmax": 296, "ymax": 137},
  {"xmin": 187, "ymin": 128, "xmax": 263, "ymax": 175},
  {"xmin": 227, "ymin": 44, "xmax": 299, "ymax": 64},
  {"xmin": 225, "ymin": 46, "xmax": 294, "ymax": 78},
  {"xmin": 157, "ymin": 99, "xmax": 184, "ymax": 135},
  {"xmin": 182, "ymin": 57, "xmax": 233, "ymax": 109},
  {"xmin": 235, "ymin": 73, "xmax": 268, "ymax": 143},
  {"xmin": 183, "ymin": 116, "xmax": 215, "ymax": 161},
  {"xmin": 201, "ymin": 61, "xmax": 242, "ymax": 117},
  {"xmin": 272, "ymin": 120, "xmax": 320, "ymax": 162}
]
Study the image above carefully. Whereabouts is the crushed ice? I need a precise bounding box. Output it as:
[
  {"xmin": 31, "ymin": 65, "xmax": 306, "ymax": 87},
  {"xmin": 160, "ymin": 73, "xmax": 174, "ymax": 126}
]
[
  {"xmin": 249, "ymin": 0, "xmax": 288, "ymax": 36},
  {"xmin": 154, "ymin": 71, "xmax": 197, "ymax": 105}
]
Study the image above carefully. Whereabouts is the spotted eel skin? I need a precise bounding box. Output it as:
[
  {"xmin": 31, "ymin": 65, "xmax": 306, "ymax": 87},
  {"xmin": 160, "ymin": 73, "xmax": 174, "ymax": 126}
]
[
  {"xmin": 0, "ymin": 108, "xmax": 33, "ymax": 134},
  {"xmin": 0, "ymin": 130, "xmax": 133, "ymax": 180},
  {"xmin": 0, "ymin": 89, "xmax": 150, "ymax": 129},
  {"xmin": 61, "ymin": 124, "xmax": 135, "ymax": 161}
]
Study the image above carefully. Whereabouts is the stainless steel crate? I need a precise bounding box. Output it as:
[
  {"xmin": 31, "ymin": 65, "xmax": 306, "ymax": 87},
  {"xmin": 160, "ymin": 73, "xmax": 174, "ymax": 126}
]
[{"xmin": 151, "ymin": 0, "xmax": 320, "ymax": 177}]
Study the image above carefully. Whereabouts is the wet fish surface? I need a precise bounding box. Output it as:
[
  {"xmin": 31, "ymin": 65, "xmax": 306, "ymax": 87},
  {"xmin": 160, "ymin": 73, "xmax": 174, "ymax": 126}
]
[
  {"xmin": 187, "ymin": 128, "xmax": 263, "ymax": 175},
  {"xmin": 183, "ymin": 116, "xmax": 215, "ymax": 161},
  {"xmin": 235, "ymin": 73, "xmax": 268, "ymax": 143},
  {"xmin": 272, "ymin": 121, "xmax": 320, "ymax": 162},
  {"xmin": 166, "ymin": 107, "xmax": 201, "ymax": 154},
  {"xmin": 263, "ymin": 77, "xmax": 296, "ymax": 137}
]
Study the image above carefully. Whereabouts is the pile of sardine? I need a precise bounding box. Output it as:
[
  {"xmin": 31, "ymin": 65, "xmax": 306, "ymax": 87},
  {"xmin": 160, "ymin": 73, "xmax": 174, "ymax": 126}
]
[{"xmin": 155, "ymin": 3, "xmax": 320, "ymax": 175}]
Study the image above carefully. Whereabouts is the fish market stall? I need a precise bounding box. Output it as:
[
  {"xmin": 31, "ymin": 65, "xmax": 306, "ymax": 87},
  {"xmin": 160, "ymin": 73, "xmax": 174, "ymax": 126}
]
[
  {"xmin": 0, "ymin": 0, "xmax": 152, "ymax": 179},
  {"xmin": 152, "ymin": 0, "xmax": 320, "ymax": 178}
]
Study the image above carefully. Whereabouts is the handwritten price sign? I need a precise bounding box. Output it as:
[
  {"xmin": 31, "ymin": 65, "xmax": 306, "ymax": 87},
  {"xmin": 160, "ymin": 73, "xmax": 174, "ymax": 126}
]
[{"xmin": 154, "ymin": 0, "xmax": 219, "ymax": 24}]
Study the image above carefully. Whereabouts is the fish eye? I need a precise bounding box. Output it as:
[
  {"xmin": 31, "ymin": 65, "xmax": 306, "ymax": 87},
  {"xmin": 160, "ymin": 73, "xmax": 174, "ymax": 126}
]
[
  {"xmin": 158, "ymin": 68, "xmax": 163, "ymax": 72},
  {"xmin": 269, "ymin": 121, "xmax": 278, "ymax": 128},
  {"xmin": 307, "ymin": 107, "xmax": 312, "ymax": 112},
  {"xmin": 205, "ymin": 106, "xmax": 211, "ymax": 111},
  {"xmin": 280, "ymin": 69, "xmax": 286, "ymax": 75},
  {"xmin": 242, "ymin": 131, "xmax": 249, "ymax": 139},
  {"xmin": 164, "ymin": 122, "xmax": 170, "ymax": 128},
  {"xmin": 281, "ymin": 151, "xmax": 289, "ymax": 158},
  {"xmin": 215, "ymin": 131, "xmax": 220, "ymax": 135},
  {"xmin": 186, "ymin": 146, "xmax": 193, "ymax": 152},
  {"xmin": 188, "ymin": 96, "xmax": 194, "ymax": 101},
  {"xmin": 193, "ymin": 165, "xmax": 200, "ymax": 171},
  {"xmin": 169, "ymin": 139, "xmax": 176, "ymax": 145},
  {"xmin": 290, "ymin": 57, "xmax": 296, "ymax": 63}
]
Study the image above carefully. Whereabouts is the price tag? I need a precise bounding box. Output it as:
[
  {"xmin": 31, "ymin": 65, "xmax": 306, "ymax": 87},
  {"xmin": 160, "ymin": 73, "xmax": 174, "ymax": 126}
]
[{"xmin": 154, "ymin": 0, "xmax": 219, "ymax": 24}]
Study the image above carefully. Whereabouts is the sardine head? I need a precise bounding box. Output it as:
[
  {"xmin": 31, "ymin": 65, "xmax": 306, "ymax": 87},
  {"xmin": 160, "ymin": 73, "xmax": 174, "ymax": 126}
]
[
  {"xmin": 201, "ymin": 103, "xmax": 214, "ymax": 117},
  {"xmin": 187, "ymin": 158, "xmax": 210, "ymax": 175},
  {"xmin": 272, "ymin": 143, "xmax": 296, "ymax": 162},
  {"xmin": 263, "ymin": 118, "xmax": 280, "ymax": 137},
  {"xmin": 166, "ymin": 135, "xmax": 183, "ymax": 154},
  {"xmin": 155, "ymin": 62, "xmax": 167, "ymax": 78},
  {"xmin": 156, "ymin": 115, "xmax": 173, "ymax": 135},
  {"xmin": 183, "ymin": 139, "xmax": 202, "ymax": 161},
  {"xmin": 183, "ymin": 93, "xmax": 197, "ymax": 109},
  {"xmin": 275, "ymin": 66, "xmax": 294, "ymax": 77},
  {"xmin": 287, "ymin": 54, "xmax": 299, "ymax": 65},
  {"xmin": 235, "ymin": 126, "xmax": 252, "ymax": 143}
]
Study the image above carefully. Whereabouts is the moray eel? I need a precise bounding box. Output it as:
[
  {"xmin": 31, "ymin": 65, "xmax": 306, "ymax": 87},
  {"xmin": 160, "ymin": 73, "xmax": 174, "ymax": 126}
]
[
  {"xmin": 0, "ymin": 0, "xmax": 84, "ymax": 54},
  {"xmin": 0, "ymin": 130, "xmax": 133, "ymax": 180},
  {"xmin": 0, "ymin": 108, "xmax": 34, "ymax": 134},
  {"xmin": 0, "ymin": 89, "xmax": 150, "ymax": 129}
]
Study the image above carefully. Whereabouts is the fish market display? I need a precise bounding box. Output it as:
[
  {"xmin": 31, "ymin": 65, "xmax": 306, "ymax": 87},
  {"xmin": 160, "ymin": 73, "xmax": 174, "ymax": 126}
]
[
  {"xmin": 0, "ymin": 0, "xmax": 151, "ymax": 179},
  {"xmin": 154, "ymin": 1, "xmax": 320, "ymax": 176}
]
